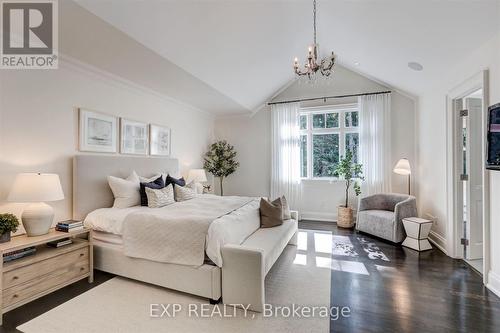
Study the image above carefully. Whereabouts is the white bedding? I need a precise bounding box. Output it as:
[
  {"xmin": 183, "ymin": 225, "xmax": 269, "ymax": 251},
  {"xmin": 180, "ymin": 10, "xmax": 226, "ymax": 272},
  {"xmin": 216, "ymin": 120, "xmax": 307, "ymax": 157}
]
[{"xmin": 84, "ymin": 195, "xmax": 260, "ymax": 267}]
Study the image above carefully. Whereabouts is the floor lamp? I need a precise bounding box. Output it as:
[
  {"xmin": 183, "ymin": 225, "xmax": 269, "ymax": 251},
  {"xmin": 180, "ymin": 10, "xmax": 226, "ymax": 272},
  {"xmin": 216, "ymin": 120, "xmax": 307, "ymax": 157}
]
[{"xmin": 393, "ymin": 158, "xmax": 411, "ymax": 195}]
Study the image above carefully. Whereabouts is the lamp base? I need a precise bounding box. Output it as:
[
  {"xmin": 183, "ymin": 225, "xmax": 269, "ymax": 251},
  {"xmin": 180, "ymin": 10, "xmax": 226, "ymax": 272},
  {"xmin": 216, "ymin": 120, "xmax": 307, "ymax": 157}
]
[{"xmin": 21, "ymin": 202, "xmax": 54, "ymax": 237}]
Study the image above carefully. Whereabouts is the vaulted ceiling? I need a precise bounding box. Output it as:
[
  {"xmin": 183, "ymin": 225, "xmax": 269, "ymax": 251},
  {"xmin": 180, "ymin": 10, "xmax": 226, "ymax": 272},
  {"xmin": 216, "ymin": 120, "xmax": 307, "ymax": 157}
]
[{"xmin": 75, "ymin": 0, "xmax": 499, "ymax": 114}]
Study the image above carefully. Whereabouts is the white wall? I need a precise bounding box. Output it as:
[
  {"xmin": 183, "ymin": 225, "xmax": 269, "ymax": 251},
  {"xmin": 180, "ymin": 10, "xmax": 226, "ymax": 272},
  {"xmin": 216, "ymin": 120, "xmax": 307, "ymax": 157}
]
[
  {"xmin": 0, "ymin": 60, "xmax": 214, "ymax": 234},
  {"xmin": 215, "ymin": 66, "xmax": 416, "ymax": 221},
  {"xmin": 417, "ymin": 32, "xmax": 500, "ymax": 295}
]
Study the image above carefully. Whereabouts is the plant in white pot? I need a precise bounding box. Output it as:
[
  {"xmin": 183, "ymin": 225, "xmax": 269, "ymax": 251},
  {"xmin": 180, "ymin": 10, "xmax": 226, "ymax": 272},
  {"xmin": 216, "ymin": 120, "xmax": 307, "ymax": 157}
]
[
  {"xmin": 203, "ymin": 140, "xmax": 239, "ymax": 196},
  {"xmin": 334, "ymin": 150, "xmax": 364, "ymax": 228}
]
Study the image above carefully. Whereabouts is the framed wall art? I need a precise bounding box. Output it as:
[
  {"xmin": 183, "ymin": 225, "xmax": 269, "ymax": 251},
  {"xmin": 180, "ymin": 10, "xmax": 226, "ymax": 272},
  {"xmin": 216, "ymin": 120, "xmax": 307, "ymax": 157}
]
[
  {"xmin": 120, "ymin": 119, "xmax": 149, "ymax": 155},
  {"xmin": 79, "ymin": 109, "xmax": 118, "ymax": 153},
  {"xmin": 150, "ymin": 124, "xmax": 171, "ymax": 156}
]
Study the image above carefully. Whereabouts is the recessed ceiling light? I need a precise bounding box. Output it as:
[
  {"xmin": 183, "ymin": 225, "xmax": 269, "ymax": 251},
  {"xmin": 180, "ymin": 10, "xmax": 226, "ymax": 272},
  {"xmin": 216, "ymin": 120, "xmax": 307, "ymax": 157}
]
[
  {"xmin": 354, "ymin": 61, "xmax": 360, "ymax": 66},
  {"xmin": 408, "ymin": 62, "xmax": 423, "ymax": 71}
]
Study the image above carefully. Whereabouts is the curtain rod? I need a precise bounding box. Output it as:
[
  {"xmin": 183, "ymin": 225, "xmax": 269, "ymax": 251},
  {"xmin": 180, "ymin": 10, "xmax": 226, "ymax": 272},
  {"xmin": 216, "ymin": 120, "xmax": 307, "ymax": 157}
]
[{"xmin": 267, "ymin": 90, "xmax": 392, "ymax": 106}]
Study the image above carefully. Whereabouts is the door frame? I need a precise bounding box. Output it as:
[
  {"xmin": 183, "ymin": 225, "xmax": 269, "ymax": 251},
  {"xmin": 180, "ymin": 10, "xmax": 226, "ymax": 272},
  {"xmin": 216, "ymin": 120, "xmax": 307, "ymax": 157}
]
[{"xmin": 446, "ymin": 70, "xmax": 489, "ymax": 283}]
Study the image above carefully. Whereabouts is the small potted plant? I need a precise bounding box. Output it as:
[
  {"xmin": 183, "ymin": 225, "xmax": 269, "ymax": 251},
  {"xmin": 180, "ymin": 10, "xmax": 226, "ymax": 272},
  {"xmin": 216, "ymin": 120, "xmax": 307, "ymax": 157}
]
[
  {"xmin": 0, "ymin": 213, "xmax": 19, "ymax": 243},
  {"xmin": 334, "ymin": 150, "xmax": 364, "ymax": 228}
]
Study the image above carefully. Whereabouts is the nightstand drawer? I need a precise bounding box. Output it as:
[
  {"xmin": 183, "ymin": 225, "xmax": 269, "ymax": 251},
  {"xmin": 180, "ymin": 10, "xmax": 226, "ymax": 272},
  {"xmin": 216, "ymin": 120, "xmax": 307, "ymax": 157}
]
[
  {"xmin": 3, "ymin": 254, "xmax": 89, "ymax": 308},
  {"xmin": 3, "ymin": 247, "xmax": 89, "ymax": 289}
]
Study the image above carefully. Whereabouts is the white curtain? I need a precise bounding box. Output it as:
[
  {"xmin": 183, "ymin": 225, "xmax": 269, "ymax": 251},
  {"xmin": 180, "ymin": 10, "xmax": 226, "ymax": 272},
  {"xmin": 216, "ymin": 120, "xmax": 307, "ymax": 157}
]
[
  {"xmin": 270, "ymin": 102, "xmax": 301, "ymax": 209},
  {"xmin": 359, "ymin": 93, "xmax": 392, "ymax": 196}
]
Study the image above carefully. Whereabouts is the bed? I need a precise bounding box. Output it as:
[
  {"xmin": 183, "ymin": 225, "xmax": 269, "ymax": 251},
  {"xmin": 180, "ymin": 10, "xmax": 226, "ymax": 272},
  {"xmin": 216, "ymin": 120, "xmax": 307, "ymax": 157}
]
[{"xmin": 73, "ymin": 155, "xmax": 297, "ymax": 311}]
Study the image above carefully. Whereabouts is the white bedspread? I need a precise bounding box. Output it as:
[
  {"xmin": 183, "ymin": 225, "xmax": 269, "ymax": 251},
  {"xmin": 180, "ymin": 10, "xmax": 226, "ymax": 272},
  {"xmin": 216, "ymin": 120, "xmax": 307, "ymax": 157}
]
[{"xmin": 84, "ymin": 195, "xmax": 260, "ymax": 267}]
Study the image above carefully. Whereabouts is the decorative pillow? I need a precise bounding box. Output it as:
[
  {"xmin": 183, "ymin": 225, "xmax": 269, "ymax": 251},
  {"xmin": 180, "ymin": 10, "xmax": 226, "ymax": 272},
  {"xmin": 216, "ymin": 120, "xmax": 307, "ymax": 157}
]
[
  {"xmin": 281, "ymin": 195, "xmax": 291, "ymax": 220},
  {"xmin": 259, "ymin": 197, "xmax": 283, "ymax": 228},
  {"xmin": 145, "ymin": 184, "xmax": 175, "ymax": 208},
  {"xmin": 165, "ymin": 174, "xmax": 186, "ymax": 188},
  {"xmin": 174, "ymin": 184, "xmax": 197, "ymax": 202},
  {"xmin": 139, "ymin": 174, "xmax": 162, "ymax": 183},
  {"xmin": 139, "ymin": 176, "xmax": 165, "ymax": 206},
  {"xmin": 107, "ymin": 171, "xmax": 140, "ymax": 208}
]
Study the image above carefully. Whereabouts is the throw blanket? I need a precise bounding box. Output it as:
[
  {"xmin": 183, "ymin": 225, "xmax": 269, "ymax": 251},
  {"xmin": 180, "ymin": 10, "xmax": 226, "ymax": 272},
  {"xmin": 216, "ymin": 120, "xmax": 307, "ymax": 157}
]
[{"xmin": 122, "ymin": 195, "xmax": 256, "ymax": 266}]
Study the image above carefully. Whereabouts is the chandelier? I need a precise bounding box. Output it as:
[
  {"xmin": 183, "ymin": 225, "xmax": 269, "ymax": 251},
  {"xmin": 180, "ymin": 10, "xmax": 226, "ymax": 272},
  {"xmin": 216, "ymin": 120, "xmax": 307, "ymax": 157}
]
[{"xmin": 293, "ymin": 0, "xmax": 336, "ymax": 80}]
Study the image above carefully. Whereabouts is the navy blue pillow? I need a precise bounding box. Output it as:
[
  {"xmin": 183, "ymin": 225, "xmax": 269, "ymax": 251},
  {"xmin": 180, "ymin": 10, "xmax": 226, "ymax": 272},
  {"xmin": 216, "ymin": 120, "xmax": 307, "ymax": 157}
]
[
  {"xmin": 139, "ymin": 176, "xmax": 165, "ymax": 206},
  {"xmin": 165, "ymin": 174, "xmax": 186, "ymax": 188}
]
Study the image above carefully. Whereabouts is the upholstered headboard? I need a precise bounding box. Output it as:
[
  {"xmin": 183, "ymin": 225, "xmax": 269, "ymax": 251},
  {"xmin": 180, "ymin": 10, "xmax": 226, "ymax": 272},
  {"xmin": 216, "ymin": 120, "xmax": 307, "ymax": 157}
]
[{"xmin": 73, "ymin": 155, "xmax": 179, "ymax": 220}]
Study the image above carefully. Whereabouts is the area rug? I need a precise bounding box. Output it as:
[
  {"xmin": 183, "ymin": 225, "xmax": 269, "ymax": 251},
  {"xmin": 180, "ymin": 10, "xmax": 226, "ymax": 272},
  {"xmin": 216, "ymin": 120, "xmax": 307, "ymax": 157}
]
[{"xmin": 18, "ymin": 230, "xmax": 332, "ymax": 333}]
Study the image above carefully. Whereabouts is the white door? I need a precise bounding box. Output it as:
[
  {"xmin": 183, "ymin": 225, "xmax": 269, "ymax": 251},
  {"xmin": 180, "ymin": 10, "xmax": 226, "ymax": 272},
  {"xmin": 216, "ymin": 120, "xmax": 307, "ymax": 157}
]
[{"xmin": 465, "ymin": 97, "xmax": 483, "ymax": 260}]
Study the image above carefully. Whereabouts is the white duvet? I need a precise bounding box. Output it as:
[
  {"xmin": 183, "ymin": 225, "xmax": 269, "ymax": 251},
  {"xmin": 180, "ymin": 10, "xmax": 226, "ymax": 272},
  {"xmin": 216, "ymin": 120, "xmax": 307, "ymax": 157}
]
[{"xmin": 84, "ymin": 195, "xmax": 260, "ymax": 267}]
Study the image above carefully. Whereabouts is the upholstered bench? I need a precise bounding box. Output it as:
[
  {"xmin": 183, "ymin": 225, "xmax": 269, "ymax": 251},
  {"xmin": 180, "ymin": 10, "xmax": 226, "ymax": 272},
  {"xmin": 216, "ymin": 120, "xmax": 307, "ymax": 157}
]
[{"xmin": 221, "ymin": 211, "xmax": 298, "ymax": 312}]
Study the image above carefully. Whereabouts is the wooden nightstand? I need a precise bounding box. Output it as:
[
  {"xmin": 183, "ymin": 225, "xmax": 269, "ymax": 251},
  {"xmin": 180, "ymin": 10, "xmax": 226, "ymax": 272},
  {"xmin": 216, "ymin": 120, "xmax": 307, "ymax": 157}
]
[{"xmin": 0, "ymin": 228, "xmax": 93, "ymax": 325}]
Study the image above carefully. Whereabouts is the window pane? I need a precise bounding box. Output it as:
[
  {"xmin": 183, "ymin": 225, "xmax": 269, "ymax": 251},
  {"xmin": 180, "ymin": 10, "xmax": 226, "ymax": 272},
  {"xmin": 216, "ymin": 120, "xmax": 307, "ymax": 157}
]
[
  {"xmin": 346, "ymin": 133, "xmax": 359, "ymax": 163},
  {"xmin": 313, "ymin": 134, "xmax": 339, "ymax": 177},
  {"xmin": 313, "ymin": 114, "xmax": 325, "ymax": 128},
  {"xmin": 300, "ymin": 115, "xmax": 307, "ymax": 130},
  {"xmin": 345, "ymin": 111, "xmax": 359, "ymax": 127},
  {"xmin": 300, "ymin": 135, "xmax": 307, "ymax": 178},
  {"xmin": 326, "ymin": 113, "xmax": 339, "ymax": 128}
]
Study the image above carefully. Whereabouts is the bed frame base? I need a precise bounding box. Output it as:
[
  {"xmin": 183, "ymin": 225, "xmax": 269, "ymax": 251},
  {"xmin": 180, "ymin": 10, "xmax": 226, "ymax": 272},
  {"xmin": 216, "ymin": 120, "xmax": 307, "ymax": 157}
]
[{"xmin": 93, "ymin": 243, "xmax": 221, "ymax": 301}]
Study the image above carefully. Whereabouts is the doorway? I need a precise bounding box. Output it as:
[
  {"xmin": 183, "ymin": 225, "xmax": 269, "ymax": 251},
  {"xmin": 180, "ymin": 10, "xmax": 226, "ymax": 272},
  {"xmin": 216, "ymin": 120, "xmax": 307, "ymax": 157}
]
[{"xmin": 454, "ymin": 89, "xmax": 484, "ymax": 274}]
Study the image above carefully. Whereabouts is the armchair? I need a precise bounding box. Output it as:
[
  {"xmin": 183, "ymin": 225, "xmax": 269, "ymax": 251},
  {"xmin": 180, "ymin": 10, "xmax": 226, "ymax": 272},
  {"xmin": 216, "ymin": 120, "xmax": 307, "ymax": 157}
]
[{"xmin": 356, "ymin": 193, "xmax": 417, "ymax": 243}]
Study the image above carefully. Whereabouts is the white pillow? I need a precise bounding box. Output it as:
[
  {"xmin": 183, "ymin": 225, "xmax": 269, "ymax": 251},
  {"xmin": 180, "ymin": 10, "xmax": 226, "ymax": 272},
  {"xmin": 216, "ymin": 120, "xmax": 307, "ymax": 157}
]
[
  {"xmin": 107, "ymin": 171, "xmax": 140, "ymax": 208},
  {"xmin": 145, "ymin": 184, "xmax": 175, "ymax": 208},
  {"xmin": 139, "ymin": 174, "xmax": 162, "ymax": 183},
  {"xmin": 175, "ymin": 183, "xmax": 197, "ymax": 202}
]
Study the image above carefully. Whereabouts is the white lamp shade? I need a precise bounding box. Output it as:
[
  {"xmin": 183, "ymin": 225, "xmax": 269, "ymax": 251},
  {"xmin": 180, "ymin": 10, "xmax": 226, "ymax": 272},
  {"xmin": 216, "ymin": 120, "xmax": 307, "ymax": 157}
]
[
  {"xmin": 187, "ymin": 169, "xmax": 207, "ymax": 183},
  {"xmin": 393, "ymin": 158, "xmax": 411, "ymax": 175},
  {"xmin": 8, "ymin": 173, "xmax": 64, "ymax": 202}
]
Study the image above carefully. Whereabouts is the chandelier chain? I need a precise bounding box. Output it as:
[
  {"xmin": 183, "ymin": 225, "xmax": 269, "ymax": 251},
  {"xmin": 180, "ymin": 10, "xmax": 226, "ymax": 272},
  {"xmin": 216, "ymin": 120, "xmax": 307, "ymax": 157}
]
[{"xmin": 313, "ymin": 0, "xmax": 317, "ymax": 45}]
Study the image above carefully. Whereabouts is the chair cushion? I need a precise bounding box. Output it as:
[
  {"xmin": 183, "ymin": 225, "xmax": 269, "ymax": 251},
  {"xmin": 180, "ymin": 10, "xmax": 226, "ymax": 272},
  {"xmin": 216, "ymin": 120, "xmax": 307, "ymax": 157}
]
[{"xmin": 356, "ymin": 210, "xmax": 395, "ymax": 241}]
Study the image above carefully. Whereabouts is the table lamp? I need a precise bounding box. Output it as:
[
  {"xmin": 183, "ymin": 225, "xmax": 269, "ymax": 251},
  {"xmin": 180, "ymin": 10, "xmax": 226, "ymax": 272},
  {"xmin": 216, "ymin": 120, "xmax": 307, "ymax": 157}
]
[
  {"xmin": 393, "ymin": 158, "xmax": 411, "ymax": 195},
  {"xmin": 8, "ymin": 173, "xmax": 64, "ymax": 236},
  {"xmin": 187, "ymin": 169, "xmax": 208, "ymax": 193}
]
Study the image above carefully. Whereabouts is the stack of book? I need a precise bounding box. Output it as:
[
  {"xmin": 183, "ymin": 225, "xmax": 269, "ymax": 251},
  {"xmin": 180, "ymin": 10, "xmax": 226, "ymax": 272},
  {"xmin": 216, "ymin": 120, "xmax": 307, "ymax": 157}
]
[
  {"xmin": 47, "ymin": 238, "xmax": 73, "ymax": 248},
  {"xmin": 3, "ymin": 247, "xmax": 36, "ymax": 263},
  {"xmin": 56, "ymin": 221, "xmax": 84, "ymax": 232}
]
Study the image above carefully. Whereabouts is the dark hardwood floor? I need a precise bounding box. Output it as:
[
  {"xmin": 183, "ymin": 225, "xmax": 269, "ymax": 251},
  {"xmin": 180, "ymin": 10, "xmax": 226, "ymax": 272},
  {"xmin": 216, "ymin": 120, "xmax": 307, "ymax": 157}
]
[
  {"xmin": 2, "ymin": 221, "xmax": 499, "ymax": 333},
  {"xmin": 299, "ymin": 220, "xmax": 500, "ymax": 333}
]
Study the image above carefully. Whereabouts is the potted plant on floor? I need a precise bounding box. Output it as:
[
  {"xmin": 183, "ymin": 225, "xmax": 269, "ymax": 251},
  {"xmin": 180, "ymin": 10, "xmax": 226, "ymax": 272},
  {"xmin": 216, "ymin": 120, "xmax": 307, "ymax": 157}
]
[
  {"xmin": 334, "ymin": 150, "xmax": 364, "ymax": 228},
  {"xmin": 203, "ymin": 140, "xmax": 239, "ymax": 196},
  {"xmin": 0, "ymin": 213, "xmax": 20, "ymax": 243}
]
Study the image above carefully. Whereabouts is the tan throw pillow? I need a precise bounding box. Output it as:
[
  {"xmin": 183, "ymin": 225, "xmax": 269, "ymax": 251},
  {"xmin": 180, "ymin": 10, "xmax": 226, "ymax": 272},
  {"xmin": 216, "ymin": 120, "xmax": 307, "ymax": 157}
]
[
  {"xmin": 145, "ymin": 184, "xmax": 175, "ymax": 208},
  {"xmin": 260, "ymin": 197, "xmax": 283, "ymax": 228},
  {"xmin": 281, "ymin": 195, "xmax": 291, "ymax": 220},
  {"xmin": 175, "ymin": 184, "xmax": 197, "ymax": 202}
]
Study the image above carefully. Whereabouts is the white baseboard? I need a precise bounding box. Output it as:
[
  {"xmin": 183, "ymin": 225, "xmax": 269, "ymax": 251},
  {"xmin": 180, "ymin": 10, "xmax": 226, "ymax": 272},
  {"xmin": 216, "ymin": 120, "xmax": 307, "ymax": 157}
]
[
  {"xmin": 300, "ymin": 211, "xmax": 336, "ymax": 222},
  {"xmin": 487, "ymin": 270, "xmax": 500, "ymax": 297},
  {"xmin": 428, "ymin": 230, "xmax": 448, "ymax": 255}
]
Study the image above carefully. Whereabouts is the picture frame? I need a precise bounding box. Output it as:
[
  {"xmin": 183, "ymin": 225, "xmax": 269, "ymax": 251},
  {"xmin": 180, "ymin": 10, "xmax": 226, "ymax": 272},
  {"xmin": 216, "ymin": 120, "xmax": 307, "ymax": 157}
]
[
  {"xmin": 79, "ymin": 109, "xmax": 118, "ymax": 153},
  {"xmin": 120, "ymin": 118, "xmax": 149, "ymax": 155},
  {"xmin": 150, "ymin": 124, "xmax": 171, "ymax": 156}
]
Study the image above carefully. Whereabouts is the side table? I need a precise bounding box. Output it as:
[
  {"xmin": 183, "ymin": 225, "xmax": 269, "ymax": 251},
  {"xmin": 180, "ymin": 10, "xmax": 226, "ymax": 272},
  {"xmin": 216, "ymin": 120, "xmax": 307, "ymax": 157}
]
[{"xmin": 402, "ymin": 217, "xmax": 433, "ymax": 251}]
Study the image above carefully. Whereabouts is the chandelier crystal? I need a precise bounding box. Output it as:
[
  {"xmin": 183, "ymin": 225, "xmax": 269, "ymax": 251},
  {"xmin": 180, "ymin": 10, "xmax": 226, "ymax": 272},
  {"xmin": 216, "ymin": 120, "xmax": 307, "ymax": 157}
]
[{"xmin": 293, "ymin": 0, "xmax": 336, "ymax": 80}]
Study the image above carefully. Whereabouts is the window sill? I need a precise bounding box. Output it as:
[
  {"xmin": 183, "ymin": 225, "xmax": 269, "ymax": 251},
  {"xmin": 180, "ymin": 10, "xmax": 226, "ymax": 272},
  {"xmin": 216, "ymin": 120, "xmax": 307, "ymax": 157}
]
[{"xmin": 300, "ymin": 178, "xmax": 344, "ymax": 183}]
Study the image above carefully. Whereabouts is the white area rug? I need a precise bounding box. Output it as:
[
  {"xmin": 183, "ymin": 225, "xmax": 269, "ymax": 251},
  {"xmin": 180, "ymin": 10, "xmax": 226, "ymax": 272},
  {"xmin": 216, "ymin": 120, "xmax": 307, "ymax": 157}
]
[{"xmin": 19, "ymin": 230, "xmax": 331, "ymax": 333}]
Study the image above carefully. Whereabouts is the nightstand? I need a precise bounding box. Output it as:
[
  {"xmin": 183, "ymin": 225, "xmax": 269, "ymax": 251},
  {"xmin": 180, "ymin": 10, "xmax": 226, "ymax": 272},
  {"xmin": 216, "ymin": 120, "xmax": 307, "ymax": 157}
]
[{"xmin": 0, "ymin": 228, "xmax": 93, "ymax": 325}]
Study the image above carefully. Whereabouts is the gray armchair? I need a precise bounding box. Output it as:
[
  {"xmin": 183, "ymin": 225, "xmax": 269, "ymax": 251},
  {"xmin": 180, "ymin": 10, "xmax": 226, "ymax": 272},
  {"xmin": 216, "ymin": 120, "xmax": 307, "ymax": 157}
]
[{"xmin": 356, "ymin": 193, "xmax": 417, "ymax": 243}]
